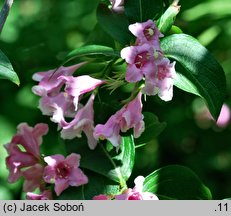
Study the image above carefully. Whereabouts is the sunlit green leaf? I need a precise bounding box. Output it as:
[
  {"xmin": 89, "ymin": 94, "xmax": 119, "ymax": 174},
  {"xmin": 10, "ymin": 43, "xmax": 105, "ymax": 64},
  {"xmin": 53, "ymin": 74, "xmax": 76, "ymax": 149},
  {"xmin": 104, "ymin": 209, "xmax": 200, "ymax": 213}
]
[
  {"xmin": 64, "ymin": 45, "xmax": 119, "ymax": 64},
  {"xmin": 161, "ymin": 34, "xmax": 226, "ymax": 120},
  {"xmin": 0, "ymin": 50, "xmax": 20, "ymax": 85},
  {"xmin": 143, "ymin": 165, "xmax": 212, "ymax": 200}
]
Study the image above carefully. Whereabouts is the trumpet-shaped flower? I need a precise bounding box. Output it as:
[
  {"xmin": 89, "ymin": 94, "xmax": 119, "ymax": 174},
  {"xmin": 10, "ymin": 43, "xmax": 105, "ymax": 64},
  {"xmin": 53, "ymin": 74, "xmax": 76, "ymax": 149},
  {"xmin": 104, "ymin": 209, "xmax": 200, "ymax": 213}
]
[
  {"xmin": 94, "ymin": 93, "xmax": 144, "ymax": 147},
  {"xmin": 60, "ymin": 94, "xmax": 97, "ymax": 150},
  {"xmin": 120, "ymin": 44, "xmax": 155, "ymax": 83},
  {"xmin": 58, "ymin": 75, "xmax": 104, "ymax": 110},
  {"xmin": 4, "ymin": 123, "xmax": 48, "ymax": 183},
  {"xmin": 43, "ymin": 153, "xmax": 88, "ymax": 196},
  {"xmin": 32, "ymin": 63, "xmax": 84, "ymax": 97}
]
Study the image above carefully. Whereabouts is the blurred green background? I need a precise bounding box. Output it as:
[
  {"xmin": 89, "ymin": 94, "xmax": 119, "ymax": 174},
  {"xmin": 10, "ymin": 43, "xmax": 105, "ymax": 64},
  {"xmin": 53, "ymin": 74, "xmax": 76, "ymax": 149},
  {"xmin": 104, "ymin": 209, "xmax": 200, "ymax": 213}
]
[{"xmin": 0, "ymin": 0, "xmax": 231, "ymax": 199}]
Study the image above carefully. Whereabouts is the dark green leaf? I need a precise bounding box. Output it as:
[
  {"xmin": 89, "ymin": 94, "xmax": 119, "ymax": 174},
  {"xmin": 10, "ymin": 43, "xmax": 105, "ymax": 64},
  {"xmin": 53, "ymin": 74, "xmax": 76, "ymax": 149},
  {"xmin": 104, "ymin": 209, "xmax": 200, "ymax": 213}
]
[
  {"xmin": 0, "ymin": 50, "xmax": 20, "ymax": 85},
  {"xmin": 65, "ymin": 135, "xmax": 135, "ymax": 185},
  {"xmin": 157, "ymin": 2, "xmax": 180, "ymax": 34},
  {"xmin": 97, "ymin": 3, "xmax": 132, "ymax": 46},
  {"xmin": 135, "ymin": 112, "xmax": 166, "ymax": 145},
  {"xmin": 57, "ymin": 170, "xmax": 120, "ymax": 200},
  {"xmin": 124, "ymin": 0, "xmax": 163, "ymax": 23},
  {"xmin": 64, "ymin": 45, "xmax": 119, "ymax": 64},
  {"xmin": 161, "ymin": 34, "xmax": 226, "ymax": 120},
  {"xmin": 143, "ymin": 165, "xmax": 212, "ymax": 200}
]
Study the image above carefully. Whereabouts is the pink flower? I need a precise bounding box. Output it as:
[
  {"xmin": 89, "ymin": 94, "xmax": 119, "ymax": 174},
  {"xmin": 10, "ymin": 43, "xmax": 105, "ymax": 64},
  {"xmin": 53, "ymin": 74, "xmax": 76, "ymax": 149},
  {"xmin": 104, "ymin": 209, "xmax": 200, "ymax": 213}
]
[
  {"xmin": 115, "ymin": 176, "xmax": 159, "ymax": 200},
  {"xmin": 4, "ymin": 123, "xmax": 48, "ymax": 183},
  {"xmin": 143, "ymin": 57, "xmax": 176, "ymax": 101},
  {"xmin": 22, "ymin": 163, "xmax": 44, "ymax": 192},
  {"xmin": 94, "ymin": 93, "xmax": 144, "ymax": 147},
  {"xmin": 216, "ymin": 104, "xmax": 231, "ymax": 127},
  {"xmin": 194, "ymin": 102, "xmax": 231, "ymax": 129},
  {"xmin": 26, "ymin": 190, "xmax": 53, "ymax": 200},
  {"xmin": 129, "ymin": 20, "xmax": 163, "ymax": 48},
  {"xmin": 60, "ymin": 94, "xmax": 97, "ymax": 150},
  {"xmin": 38, "ymin": 92, "xmax": 76, "ymax": 125},
  {"xmin": 92, "ymin": 194, "xmax": 110, "ymax": 200},
  {"xmin": 120, "ymin": 44, "xmax": 155, "ymax": 82},
  {"xmin": 43, "ymin": 153, "xmax": 88, "ymax": 196},
  {"xmin": 58, "ymin": 75, "xmax": 104, "ymax": 110},
  {"xmin": 32, "ymin": 63, "xmax": 84, "ymax": 97}
]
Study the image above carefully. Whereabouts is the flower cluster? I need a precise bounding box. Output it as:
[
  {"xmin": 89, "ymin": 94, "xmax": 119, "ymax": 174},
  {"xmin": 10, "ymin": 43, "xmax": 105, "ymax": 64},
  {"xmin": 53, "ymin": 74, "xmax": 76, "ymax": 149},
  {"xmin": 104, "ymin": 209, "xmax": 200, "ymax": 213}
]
[
  {"xmin": 32, "ymin": 64, "xmax": 104, "ymax": 150},
  {"xmin": 121, "ymin": 20, "xmax": 176, "ymax": 101},
  {"xmin": 4, "ymin": 123, "xmax": 88, "ymax": 199},
  {"xmin": 93, "ymin": 176, "xmax": 159, "ymax": 200},
  {"xmin": 5, "ymin": 19, "xmax": 173, "ymax": 200}
]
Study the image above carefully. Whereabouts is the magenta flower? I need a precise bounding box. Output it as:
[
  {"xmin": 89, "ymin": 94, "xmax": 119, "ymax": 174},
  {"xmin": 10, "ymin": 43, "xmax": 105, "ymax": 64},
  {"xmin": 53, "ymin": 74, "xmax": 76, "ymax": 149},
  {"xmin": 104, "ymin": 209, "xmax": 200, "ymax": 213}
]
[
  {"xmin": 115, "ymin": 176, "xmax": 159, "ymax": 200},
  {"xmin": 120, "ymin": 44, "xmax": 155, "ymax": 82},
  {"xmin": 32, "ymin": 63, "xmax": 84, "ymax": 97},
  {"xmin": 22, "ymin": 163, "xmax": 44, "ymax": 192},
  {"xmin": 129, "ymin": 20, "xmax": 163, "ymax": 49},
  {"xmin": 43, "ymin": 153, "xmax": 88, "ymax": 196},
  {"xmin": 26, "ymin": 190, "xmax": 53, "ymax": 200},
  {"xmin": 60, "ymin": 94, "xmax": 97, "ymax": 150},
  {"xmin": 4, "ymin": 123, "xmax": 48, "ymax": 183},
  {"xmin": 94, "ymin": 93, "xmax": 144, "ymax": 147},
  {"xmin": 58, "ymin": 75, "xmax": 104, "ymax": 110}
]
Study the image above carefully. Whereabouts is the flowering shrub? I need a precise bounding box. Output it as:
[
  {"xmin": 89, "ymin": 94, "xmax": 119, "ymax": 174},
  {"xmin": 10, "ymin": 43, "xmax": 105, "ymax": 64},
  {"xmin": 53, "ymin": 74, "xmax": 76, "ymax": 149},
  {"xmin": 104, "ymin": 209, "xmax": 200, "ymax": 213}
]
[{"xmin": 0, "ymin": 0, "xmax": 228, "ymax": 200}]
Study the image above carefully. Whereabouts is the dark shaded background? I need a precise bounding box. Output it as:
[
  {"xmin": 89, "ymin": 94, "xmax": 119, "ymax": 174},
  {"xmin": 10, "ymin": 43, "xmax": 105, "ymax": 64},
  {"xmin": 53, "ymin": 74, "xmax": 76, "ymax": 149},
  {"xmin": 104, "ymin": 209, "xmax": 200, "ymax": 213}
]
[{"xmin": 0, "ymin": 0, "xmax": 231, "ymax": 199}]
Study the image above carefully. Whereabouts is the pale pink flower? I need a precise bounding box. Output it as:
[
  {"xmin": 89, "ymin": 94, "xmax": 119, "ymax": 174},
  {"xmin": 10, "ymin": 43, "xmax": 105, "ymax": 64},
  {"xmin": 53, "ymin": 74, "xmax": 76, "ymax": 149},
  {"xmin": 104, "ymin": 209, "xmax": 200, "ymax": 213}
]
[
  {"xmin": 129, "ymin": 20, "xmax": 163, "ymax": 48},
  {"xmin": 43, "ymin": 153, "xmax": 88, "ymax": 196},
  {"xmin": 115, "ymin": 176, "xmax": 159, "ymax": 200},
  {"xmin": 60, "ymin": 94, "xmax": 98, "ymax": 150},
  {"xmin": 26, "ymin": 190, "xmax": 53, "ymax": 200},
  {"xmin": 143, "ymin": 58, "xmax": 176, "ymax": 101},
  {"xmin": 94, "ymin": 93, "xmax": 144, "ymax": 147},
  {"xmin": 121, "ymin": 44, "xmax": 155, "ymax": 82},
  {"xmin": 38, "ymin": 92, "xmax": 76, "ymax": 126},
  {"xmin": 32, "ymin": 63, "xmax": 84, "ymax": 97},
  {"xmin": 4, "ymin": 123, "xmax": 48, "ymax": 183},
  {"xmin": 216, "ymin": 104, "xmax": 231, "ymax": 127},
  {"xmin": 194, "ymin": 103, "xmax": 231, "ymax": 129},
  {"xmin": 58, "ymin": 75, "xmax": 104, "ymax": 110}
]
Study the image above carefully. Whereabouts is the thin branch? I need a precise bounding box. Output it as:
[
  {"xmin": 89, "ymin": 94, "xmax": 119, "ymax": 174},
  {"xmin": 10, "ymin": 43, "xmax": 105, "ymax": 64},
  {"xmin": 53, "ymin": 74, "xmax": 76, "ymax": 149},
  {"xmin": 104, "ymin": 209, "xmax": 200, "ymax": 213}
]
[{"xmin": 0, "ymin": 0, "xmax": 14, "ymax": 34}]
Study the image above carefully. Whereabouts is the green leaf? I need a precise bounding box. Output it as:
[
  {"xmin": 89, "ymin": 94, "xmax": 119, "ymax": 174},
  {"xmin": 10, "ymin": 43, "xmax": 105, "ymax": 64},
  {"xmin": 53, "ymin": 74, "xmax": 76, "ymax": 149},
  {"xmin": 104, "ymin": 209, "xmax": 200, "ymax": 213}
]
[
  {"xmin": 143, "ymin": 165, "xmax": 212, "ymax": 200},
  {"xmin": 157, "ymin": 2, "xmax": 180, "ymax": 34},
  {"xmin": 65, "ymin": 135, "xmax": 135, "ymax": 186},
  {"xmin": 97, "ymin": 3, "xmax": 132, "ymax": 46},
  {"xmin": 57, "ymin": 170, "xmax": 120, "ymax": 200},
  {"xmin": 64, "ymin": 45, "xmax": 119, "ymax": 64},
  {"xmin": 124, "ymin": 0, "xmax": 163, "ymax": 23},
  {"xmin": 161, "ymin": 34, "xmax": 226, "ymax": 120},
  {"xmin": 135, "ymin": 112, "xmax": 166, "ymax": 145},
  {"xmin": 0, "ymin": 50, "xmax": 20, "ymax": 85}
]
